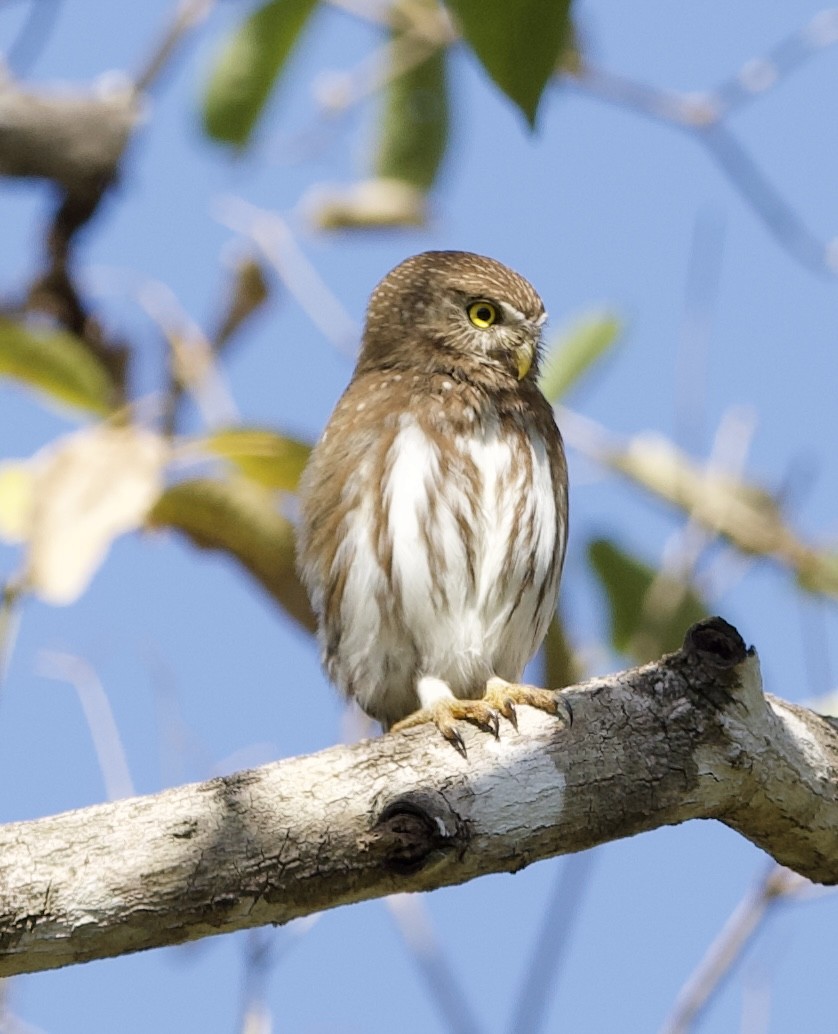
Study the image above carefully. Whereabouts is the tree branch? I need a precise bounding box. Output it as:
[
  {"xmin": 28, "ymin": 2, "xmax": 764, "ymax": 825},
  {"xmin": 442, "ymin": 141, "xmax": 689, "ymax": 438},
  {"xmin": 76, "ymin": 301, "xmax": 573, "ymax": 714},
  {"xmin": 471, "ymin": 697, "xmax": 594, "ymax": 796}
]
[{"xmin": 1, "ymin": 618, "xmax": 836, "ymax": 978}]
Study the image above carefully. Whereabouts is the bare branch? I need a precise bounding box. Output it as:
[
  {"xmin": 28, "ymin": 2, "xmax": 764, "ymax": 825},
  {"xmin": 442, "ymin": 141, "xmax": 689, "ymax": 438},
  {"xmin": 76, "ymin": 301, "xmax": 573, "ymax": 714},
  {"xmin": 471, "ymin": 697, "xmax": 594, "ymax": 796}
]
[
  {"xmin": 559, "ymin": 407, "xmax": 838, "ymax": 598},
  {"xmin": 662, "ymin": 865, "xmax": 808, "ymax": 1034},
  {"xmin": 570, "ymin": 20, "xmax": 838, "ymax": 279},
  {"xmin": 0, "ymin": 619, "xmax": 836, "ymax": 978},
  {"xmin": 135, "ymin": 0, "xmax": 216, "ymax": 94}
]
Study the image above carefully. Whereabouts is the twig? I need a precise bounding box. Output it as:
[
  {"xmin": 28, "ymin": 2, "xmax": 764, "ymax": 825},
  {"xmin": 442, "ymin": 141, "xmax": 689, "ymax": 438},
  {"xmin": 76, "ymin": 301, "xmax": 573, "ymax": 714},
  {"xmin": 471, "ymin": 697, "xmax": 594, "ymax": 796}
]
[
  {"xmin": 700, "ymin": 123, "xmax": 831, "ymax": 275},
  {"xmin": 215, "ymin": 198, "xmax": 359, "ymax": 355},
  {"xmin": 660, "ymin": 865, "xmax": 807, "ymax": 1034},
  {"xmin": 571, "ymin": 12, "xmax": 838, "ymax": 279},
  {"xmin": 3, "ymin": 0, "xmax": 61, "ymax": 76},
  {"xmin": 135, "ymin": 0, "xmax": 216, "ymax": 94},
  {"xmin": 37, "ymin": 652, "xmax": 135, "ymax": 801},
  {"xmin": 236, "ymin": 929, "xmax": 275, "ymax": 1034},
  {"xmin": 386, "ymin": 894, "xmax": 482, "ymax": 1034},
  {"xmin": 557, "ymin": 405, "xmax": 838, "ymax": 598},
  {"xmin": 675, "ymin": 208, "xmax": 726, "ymax": 451},
  {"xmin": 0, "ymin": 580, "xmax": 23, "ymax": 696},
  {"xmin": 136, "ymin": 277, "xmax": 240, "ymax": 432},
  {"xmin": 506, "ymin": 851, "xmax": 597, "ymax": 1034}
]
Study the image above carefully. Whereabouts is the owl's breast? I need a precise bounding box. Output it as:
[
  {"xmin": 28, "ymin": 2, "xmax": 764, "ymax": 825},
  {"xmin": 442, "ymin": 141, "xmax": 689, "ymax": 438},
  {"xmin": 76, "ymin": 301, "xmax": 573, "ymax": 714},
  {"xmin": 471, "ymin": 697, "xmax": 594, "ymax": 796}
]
[{"xmin": 377, "ymin": 410, "xmax": 566, "ymax": 686}]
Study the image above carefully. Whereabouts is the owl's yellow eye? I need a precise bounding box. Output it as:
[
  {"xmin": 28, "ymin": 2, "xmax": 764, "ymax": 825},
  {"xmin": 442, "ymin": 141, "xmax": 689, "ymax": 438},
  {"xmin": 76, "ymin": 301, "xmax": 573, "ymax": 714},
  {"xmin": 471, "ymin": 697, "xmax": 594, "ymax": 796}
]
[{"xmin": 467, "ymin": 301, "xmax": 498, "ymax": 328}]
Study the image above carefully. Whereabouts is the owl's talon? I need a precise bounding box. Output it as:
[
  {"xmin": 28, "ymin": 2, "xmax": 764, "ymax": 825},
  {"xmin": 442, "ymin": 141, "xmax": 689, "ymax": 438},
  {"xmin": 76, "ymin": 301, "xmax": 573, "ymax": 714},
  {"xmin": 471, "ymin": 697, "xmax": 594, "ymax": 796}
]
[
  {"xmin": 484, "ymin": 678, "xmax": 571, "ymax": 730},
  {"xmin": 445, "ymin": 727, "xmax": 468, "ymax": 757},
  {"xmin": 391, "ymin": 697, "xmax": 503, "ymax": 752},
  {"xmin": 480, "ymin": 707, "xmax": 501, "ymax": 738}
]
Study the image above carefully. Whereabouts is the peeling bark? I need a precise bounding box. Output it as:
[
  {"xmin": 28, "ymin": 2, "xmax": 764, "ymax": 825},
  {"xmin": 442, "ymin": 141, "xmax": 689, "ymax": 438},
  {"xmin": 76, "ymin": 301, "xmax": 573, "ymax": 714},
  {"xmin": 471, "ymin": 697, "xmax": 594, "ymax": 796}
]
[{"xmin": 0, "ymin": 618, "xmax": 836, "ymax": 977}]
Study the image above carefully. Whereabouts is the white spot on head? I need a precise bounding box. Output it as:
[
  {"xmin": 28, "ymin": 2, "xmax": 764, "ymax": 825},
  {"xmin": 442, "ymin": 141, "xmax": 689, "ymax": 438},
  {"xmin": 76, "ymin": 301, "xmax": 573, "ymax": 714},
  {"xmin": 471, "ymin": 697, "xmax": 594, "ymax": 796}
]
[
  {"xmin": 356, "ymin": 401, "xmax": 366, "ymax": 412},
  {"xmin": 441, "ymin": 380, "xmax": 453, "ymax": 391},
  {"xmin": 500, "ymin": 301, "xmax": 526, "ymax": 324}
]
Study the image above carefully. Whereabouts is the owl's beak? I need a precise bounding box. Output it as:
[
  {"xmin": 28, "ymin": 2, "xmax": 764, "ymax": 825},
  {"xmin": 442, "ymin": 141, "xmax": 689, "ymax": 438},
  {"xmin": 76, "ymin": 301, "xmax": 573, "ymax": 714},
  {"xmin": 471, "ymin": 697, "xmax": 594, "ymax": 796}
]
[{"xmin": 515, "ymin": 341, "xmax": 535, "ymax": 380}]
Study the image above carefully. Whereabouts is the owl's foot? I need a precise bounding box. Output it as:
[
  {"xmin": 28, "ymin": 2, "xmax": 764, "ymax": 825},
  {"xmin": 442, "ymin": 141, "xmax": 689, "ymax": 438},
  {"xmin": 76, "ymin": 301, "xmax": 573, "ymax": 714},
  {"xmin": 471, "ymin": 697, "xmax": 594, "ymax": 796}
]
[
  {"xmin": 483, "ymin": 677, "xmax": 573, "ymax": 732},
  {"xmin": 391, "ymin": 697, "xmax": 502, "ymax": 757},
  {"xmin": 391, "ymin": 678, "xmax": 571, "ymax": 756}
]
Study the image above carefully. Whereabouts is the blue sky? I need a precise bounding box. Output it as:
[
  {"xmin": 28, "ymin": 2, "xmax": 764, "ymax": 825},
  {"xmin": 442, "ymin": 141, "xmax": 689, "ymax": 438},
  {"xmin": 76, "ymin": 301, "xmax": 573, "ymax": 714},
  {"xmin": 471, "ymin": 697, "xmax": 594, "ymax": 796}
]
[{"xmin": 1, "ymin": 1, "xmax": 837, "ymax": 1031}]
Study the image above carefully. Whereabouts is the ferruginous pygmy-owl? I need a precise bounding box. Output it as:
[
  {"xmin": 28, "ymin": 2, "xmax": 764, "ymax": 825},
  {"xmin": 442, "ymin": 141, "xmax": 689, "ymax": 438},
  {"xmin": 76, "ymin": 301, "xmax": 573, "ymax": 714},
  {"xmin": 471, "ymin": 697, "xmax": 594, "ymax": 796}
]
[{"xmin": 297, "ymin": 251, "xmax": 568, "ymax": 752}]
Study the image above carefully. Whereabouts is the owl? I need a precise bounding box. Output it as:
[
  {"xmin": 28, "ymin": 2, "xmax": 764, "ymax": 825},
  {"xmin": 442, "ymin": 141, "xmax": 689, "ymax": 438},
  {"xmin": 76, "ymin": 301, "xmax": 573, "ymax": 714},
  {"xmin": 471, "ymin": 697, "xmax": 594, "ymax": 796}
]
[{"xmin": 297, "ymin": 251, "xmax": 568, "ymax": 753}]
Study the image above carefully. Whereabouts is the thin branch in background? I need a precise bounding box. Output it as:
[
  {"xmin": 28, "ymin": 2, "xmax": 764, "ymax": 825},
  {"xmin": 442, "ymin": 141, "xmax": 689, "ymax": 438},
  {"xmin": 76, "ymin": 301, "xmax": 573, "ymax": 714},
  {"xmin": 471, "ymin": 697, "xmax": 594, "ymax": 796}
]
[
  {"xmin": 575, "ymin": 65, "xmax": 835, "ymax": 276},
  {"xmin": 235, "ymin": 916, "xmax": 320, "ymax": 1034},
  {"xmin": 739, "ymin": 966, "xmax": 772, "ymax": 1034},
  {"xmin": 506, "ymin": 851, "xmax": 597, "ymax": 1034},
  {"xmin": 0, "ymin": 974, "xmax": 47, "ymax": 1034},
  {"xmin": 36, "ymin": 651, "xmax": 135, "ymax": 801},
  {"xmin": 675, "ymin": 207, "xmax": 726, "ymax": 453},
  {"xmin": 571, "ymin": 5, "xmax": 838, "ymax": 279},
  {"xmin": 323, "ymin": 0, "xmax": 392, "ymax": 27},
  {"xmin": 144, "ymin": 647, "xmax": 217, "ymax": 790},
  {"xmin": 2, "ymin": 0, "xmax": 61, "ymax": 77},
  {"xmin": 386, "ymin": 894, "xmax": 483, "ymax": 1034},
  {"xmin": 0, "ymin": 580, "xmax": 23, "ymax": 697},
  {"xmin": 136, "ymin": 278, "xmax": 241, "ymax": 432},
  {"xmin": 674, "ymin": 406, "xmax": 759, "ymax": 599},
  {"xmin": 216, "ymin": 198, "xmax": 359, "ymax": 356},
  {"xmin": 236, "ymin": 929, "xmax": 275, "ymax": 1034},
  {"xmin": 713, "ymin": 8, "xmax": 838, "ymax": 114},
  {"xmin": 797, "ymin": 592, "xmax": 834, "ymax": 700},
  {"xmin": 666, "ymin": 404, "xmax": 759, "ymax": 584},
  {"xmin": 134, "ymin": 0, "xmax": 216, "ymax": 94},
  {"xmin": 314, "ymin": 12, "xmax": 450, "ymax": 117},
  {"xmin": 700, "ymin": 124, "xmax": 831, "ymax": 276},
  {"xmin": 660, "ymin": 865, "xmax": 808, "ymax": 1034}
]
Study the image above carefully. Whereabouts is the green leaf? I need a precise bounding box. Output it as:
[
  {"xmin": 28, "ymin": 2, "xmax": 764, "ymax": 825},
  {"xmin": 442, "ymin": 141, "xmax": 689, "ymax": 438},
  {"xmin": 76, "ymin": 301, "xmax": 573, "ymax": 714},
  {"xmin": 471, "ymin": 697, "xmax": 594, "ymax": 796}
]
[
  {"xmin": 149, "ymin": 476, "xmax": 315, "ymax": 632},
  {"xmin": 200, "ymin": 427, "xmax": 311, "ymax": 491},
  {"xmin": 588, "ymin": 537, "xmax": 707, "ymax": 664},
  {"xmin": 375, "ymin": 34, "xmax": 449, "ymax": 190},
  {"xmin": 202, "ymin": 0, "xmax": 319, "ymax": 148},
  {"xmin": 444, "ymin": 0, "xmax": 572, "ymax": 125},
  {"xmin": 0, "ymin": 319, "xmax": 115, "ymax": 415},
  {"xmin": 539, "ymin": 312, "xmax": 621, "ymax": 403},
  {"xmin": 543, "ymin": 612, "xmax": 582, "ymax": 688}
]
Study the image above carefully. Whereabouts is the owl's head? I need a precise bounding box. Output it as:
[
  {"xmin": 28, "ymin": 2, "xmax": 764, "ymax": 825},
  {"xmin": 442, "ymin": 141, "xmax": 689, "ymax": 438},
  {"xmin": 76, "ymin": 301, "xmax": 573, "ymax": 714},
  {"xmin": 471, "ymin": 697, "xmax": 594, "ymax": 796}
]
[{"xmin": 358, "ymin": 251, "xmax": 547, "ymax": 383}]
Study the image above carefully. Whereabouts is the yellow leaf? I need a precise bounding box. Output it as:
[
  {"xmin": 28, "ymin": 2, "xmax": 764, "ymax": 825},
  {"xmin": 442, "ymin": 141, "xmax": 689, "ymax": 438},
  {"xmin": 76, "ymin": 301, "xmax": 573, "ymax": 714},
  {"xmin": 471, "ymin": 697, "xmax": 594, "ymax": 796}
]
[
  {"xmin": 0, "ymin": 463, "xmax": 34, "ymax": 543},
  {"xmin": 149, "ymin": 476, "xmax": 315, "ymax": 632},
  {"xmin": 24, "ymin": 426, "xmax": 167, "ymax": 604},
  {"xmin": 0, "ymin": 318, "xmax": 116, "ymax": 415},
  {"xmin": 200, "ymin": 427, "xmax": 311, "ymax": 491}
]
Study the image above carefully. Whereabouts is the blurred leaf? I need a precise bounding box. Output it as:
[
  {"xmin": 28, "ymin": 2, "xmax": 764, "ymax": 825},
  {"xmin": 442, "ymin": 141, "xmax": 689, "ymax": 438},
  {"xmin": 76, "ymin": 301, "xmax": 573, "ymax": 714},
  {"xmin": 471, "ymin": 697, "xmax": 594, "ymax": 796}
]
[
  {"xmin": 543, "ymin": 612, "xmax": 582, "ymax": 688},
  {"xmin": 375, "ymin": 35, "xmax": 449, "ymax": 190},
  {"xmin": 0, "ymin": 318, "xmax": 116, "ymax": 415},
  {"xmin": 200, "ymin": 427, "xmax": 311, "ymax": 490},
  {"xmin": 443, "ymin": 0, "xmax": 572, "ymax": 125},
  {"xmin": 539, "ymin": 312, "xmax": 621, "ymax": 403},
  {"xmin": 588, "ymin": 537, "xmax": 707, "ymax": 663},
  {"xmin": 202, "ymin": 0, "xmax": 319, "ymax": 148},
  {"xmin": 0, "ymin": 463, "xmax": 33, "ymax": 543},
  {"xmin": 214, "ymin": 255, "xmax": 271, "ymax": 351},
  {"xmin": 310, "ymin": 178, "xmax": 427, "ymax": 230},
  {"xmin": 149, "ymin": 476, "xmax": 315, "ymax": 632},
  {"xmin": 609, "ymin": 434, "xmax": 823, "ymax": 578},
  {"xmin": 21, "ymin": 426, "xmax": 167, "ymax": 605},
  {"xmin": 798, "ymin": 551, "xmax": 838, "ymax": 596},
  {"xmin": 575, "ymin": 421, "xmax": 838, "ymax": 600}
]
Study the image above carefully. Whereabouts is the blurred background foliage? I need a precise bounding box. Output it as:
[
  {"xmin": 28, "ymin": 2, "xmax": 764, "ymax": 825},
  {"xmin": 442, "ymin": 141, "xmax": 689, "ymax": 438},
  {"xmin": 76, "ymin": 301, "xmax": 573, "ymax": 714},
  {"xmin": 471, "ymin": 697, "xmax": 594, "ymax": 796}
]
[{"xmin": 1, "ymin": 1, "xmax": 837, "ymax": 1032}]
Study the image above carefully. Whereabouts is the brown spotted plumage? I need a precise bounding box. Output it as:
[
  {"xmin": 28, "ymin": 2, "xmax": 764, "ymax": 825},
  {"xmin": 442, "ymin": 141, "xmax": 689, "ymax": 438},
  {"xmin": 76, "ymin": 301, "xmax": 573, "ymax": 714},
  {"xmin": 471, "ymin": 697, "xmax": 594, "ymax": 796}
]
[{"xmin": 297, "ymin": 251, "xmax": 568, "ymax": 751}]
